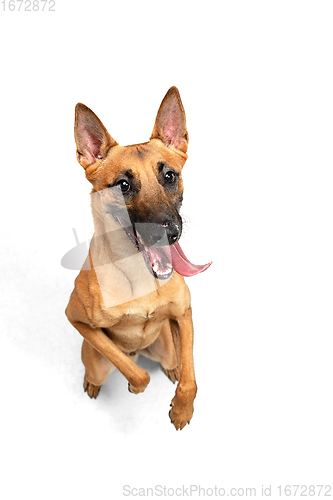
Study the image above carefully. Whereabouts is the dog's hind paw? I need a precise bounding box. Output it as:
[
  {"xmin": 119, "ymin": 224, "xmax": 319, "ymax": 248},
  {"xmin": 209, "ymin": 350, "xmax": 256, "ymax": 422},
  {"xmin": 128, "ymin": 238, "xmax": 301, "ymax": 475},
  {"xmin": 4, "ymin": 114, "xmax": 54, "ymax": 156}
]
[
  {"xmin": 163, "ymin": 367, "xmax": 180, "ymax": 384},
  {"xmin": 84, "ymin": 376, "xmax": 101, "ymax": 399}
]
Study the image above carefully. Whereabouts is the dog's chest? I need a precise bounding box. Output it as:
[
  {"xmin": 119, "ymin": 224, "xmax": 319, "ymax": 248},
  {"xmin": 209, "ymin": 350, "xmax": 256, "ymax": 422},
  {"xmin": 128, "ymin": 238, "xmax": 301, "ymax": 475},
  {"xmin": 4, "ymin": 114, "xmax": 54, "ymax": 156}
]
[{"xmin": 104, "ymin": 303, "xmax": 172, "ymax": 353}]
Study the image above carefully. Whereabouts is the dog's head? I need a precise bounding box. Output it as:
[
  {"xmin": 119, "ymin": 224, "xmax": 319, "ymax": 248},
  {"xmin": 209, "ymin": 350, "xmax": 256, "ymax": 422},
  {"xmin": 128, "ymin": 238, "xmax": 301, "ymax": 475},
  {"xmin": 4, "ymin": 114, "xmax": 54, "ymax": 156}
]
[{"xmin": 74, "ymin": 88, "xmax": 211, "ymax": 280}]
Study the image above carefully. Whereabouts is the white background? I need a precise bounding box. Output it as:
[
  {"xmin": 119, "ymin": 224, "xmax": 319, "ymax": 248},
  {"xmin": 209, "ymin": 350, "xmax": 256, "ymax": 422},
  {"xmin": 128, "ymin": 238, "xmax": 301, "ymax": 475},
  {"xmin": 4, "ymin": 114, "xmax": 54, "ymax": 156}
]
[{"xmin": 0, "ymin": 1, "xmax": 333, "ymax": 498}]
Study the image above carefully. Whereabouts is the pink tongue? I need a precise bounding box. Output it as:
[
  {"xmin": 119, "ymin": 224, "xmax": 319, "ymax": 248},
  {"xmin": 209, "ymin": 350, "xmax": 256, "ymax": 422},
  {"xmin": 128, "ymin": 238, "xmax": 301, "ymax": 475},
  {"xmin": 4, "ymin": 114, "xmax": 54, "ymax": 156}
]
[{"xmin": 165, "ymin": 242, "xmax": 212, "ymax": 277}]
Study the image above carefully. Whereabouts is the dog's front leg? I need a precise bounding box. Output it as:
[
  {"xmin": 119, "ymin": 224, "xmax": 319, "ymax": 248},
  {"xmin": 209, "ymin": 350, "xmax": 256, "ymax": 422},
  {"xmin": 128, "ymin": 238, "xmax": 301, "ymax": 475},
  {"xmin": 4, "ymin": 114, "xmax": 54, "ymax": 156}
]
[
  {"xmin": 169, "ymin": 307, "xmax": 197, "ymax": 430},
  {"xmin": 71, "ymin": 321, "xmax": 150, "ymax": 394}
]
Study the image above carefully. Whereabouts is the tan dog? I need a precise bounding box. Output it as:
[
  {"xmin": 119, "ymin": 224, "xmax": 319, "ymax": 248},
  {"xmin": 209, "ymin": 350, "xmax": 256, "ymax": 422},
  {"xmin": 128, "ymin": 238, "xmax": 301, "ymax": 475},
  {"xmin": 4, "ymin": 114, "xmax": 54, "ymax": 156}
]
[{"xmin": 65, "ymin": 87, "xmax": 211, "ymax": 430}]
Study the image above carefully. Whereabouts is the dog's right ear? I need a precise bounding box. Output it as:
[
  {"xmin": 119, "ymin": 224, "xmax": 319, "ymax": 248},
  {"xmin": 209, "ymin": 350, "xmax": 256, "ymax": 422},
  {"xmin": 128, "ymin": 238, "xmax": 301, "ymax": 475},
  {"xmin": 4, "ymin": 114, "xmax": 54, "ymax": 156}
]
[{"xmin": 74, "ymin": 103, "xmax": 117, "ymax": 169}]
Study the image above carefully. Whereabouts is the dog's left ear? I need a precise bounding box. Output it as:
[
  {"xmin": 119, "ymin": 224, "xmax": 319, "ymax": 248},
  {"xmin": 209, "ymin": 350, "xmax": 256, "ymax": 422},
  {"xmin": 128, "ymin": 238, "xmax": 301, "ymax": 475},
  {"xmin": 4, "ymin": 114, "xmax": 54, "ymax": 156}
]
[{"xmin": 151, "ymin": 86, "xmax": 188, "ymax": 153}]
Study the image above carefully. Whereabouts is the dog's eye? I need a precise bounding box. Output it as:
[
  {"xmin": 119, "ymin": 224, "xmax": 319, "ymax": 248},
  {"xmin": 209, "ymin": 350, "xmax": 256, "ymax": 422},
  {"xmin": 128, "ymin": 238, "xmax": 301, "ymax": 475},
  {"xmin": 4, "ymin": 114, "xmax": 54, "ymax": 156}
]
[
  {"xmin": 116, "ymin": 180, "xmax": 131, "ymax": 193},
  {"xmin": 164, "ymin": 171, "xmax": 176, "ymax": 184}
]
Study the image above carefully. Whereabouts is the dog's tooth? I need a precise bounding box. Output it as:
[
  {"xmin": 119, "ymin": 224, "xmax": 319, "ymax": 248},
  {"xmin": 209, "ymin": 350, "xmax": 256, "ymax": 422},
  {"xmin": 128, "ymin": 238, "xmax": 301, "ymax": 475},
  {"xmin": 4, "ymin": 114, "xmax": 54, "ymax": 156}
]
[{"xmin": 144, "ymin": 246, "xmax": 149, "ymax": 252}]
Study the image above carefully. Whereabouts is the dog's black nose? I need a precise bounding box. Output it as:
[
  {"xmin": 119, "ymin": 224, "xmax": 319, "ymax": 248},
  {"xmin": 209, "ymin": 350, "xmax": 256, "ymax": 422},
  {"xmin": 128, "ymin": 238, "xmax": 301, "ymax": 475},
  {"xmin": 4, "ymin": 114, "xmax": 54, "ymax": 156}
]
[
  {"xmin": 134, "ymin": 221, "xmax": 181, "ymax": 247},
  {"xmin": 163, "ymin": 222, "xmax": 180, "ymax": 245}
]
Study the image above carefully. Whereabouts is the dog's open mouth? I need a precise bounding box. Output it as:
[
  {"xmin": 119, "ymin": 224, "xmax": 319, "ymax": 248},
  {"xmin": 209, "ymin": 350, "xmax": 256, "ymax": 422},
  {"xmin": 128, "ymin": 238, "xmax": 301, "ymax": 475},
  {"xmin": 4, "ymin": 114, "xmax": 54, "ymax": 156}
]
[{"xmin": 116, "ymin": 216, "xmax": 212, "ymax": 279}]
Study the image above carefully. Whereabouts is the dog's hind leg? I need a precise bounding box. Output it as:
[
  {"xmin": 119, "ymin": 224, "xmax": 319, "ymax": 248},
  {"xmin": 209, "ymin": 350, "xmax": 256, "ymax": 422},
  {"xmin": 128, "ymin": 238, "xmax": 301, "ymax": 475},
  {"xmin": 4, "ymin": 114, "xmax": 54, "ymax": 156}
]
[
  {"xmin": 82, "ymin": 339, "xmax": 116, "ymax": 398},
  {"xmin": 141, "ymin": 320, "xmax": 180, "ymax": 383}
]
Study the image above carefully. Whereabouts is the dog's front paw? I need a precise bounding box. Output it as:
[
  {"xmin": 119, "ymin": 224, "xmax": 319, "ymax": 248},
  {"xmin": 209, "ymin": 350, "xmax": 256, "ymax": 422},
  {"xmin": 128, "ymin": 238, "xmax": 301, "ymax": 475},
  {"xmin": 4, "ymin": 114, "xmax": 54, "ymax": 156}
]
[
  {"xmin": 128, "ymin": 383, "xmax": 144, "ymax": 394},
  {"xmin": 169, "ymin": 382, "xmax": 197, "ymax": 430},
  {"xmin": 128, "ymin": 371, "xmax": 150, "ymax": 394},
  {"xmin": 169, "ymin": 396, "xmax": 194, "ymax": 430}
]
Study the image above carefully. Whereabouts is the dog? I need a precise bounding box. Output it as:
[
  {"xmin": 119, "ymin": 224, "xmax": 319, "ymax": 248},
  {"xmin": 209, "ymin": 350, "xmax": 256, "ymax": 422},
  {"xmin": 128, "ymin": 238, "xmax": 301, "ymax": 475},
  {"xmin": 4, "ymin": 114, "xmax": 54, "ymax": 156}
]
[{"xmin": 65, "ymin": 87, "xmax": 211, "ymax": 430}]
